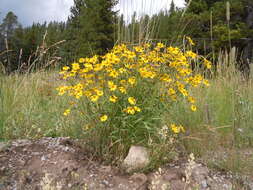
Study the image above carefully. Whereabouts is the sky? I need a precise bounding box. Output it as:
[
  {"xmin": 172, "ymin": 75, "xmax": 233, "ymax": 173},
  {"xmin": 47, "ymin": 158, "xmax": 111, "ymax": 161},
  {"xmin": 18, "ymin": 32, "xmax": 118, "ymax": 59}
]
[{"xmin": 0, "ymin": 0, "xmax": 185, "ymax": 26}]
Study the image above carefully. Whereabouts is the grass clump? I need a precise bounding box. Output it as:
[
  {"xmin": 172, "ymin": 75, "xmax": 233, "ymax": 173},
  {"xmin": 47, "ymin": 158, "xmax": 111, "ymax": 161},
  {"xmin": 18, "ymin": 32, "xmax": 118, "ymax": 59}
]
[
  {"xmin": 56, "ymin": 41, "xmax": 211, "ymax": 165},
  {"xmin": 0, "ymin": 71, "xmax": 71, "ymax": 140}
]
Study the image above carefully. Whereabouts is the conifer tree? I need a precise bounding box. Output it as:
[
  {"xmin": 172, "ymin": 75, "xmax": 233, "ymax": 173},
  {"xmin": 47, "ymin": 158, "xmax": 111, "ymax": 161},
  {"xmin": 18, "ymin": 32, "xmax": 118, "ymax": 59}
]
[
  {"xmin": 0, "ymin": 11, "xmax": 19, "ymax": 40},
  {"xmin": 184, "ymin": 0, "xmax": 253, "ymax": 76},
  {"xmin": 0, "ymin": 11, "xmax": 20, "ymax": 73},
  {"xmin": 68, "ymin": 0, "xmax": 118, "ymax": 58},
  {"xmin": 169, "ymin": 0, "xmax": 175, "ymax": 14}
]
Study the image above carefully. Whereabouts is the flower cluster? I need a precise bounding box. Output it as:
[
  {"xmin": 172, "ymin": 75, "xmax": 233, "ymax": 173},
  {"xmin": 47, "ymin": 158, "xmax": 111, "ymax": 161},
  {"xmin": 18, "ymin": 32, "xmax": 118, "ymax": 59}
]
[{"xmin": 57, "ymin": 42, "xmax": 211, "ymax": 134}]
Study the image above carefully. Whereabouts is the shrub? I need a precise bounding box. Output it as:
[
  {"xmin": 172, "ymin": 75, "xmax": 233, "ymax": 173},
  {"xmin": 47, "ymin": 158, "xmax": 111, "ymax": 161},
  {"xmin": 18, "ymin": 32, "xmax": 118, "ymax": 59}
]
[{"xmin": 57, "ymin": 41, "xmax": 211, "ymax": 165}]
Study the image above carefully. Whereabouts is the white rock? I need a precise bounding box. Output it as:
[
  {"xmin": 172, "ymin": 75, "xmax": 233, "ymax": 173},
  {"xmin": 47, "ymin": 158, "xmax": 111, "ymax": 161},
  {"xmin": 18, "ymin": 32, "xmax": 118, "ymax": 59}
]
[{"xmin": 122, "ymin": 146, "xmax": 150, "ymax": 173}]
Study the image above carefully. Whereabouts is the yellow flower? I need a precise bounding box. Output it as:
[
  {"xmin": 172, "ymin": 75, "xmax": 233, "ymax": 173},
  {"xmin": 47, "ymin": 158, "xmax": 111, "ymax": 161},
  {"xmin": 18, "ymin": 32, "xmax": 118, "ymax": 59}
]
[
  {"xmin": 185, "ymin": 51, "xmax": 197, "ymax": 59},
  {"xmin": 119, "ymin": 68, "xmax": 127, "ymax": 73},
  {"xmin": 109, "ymin": 70, "xmax": 119, "ymax": 78},
  {"xmin": 143, "ymin": 43, "xmax": 151, "ymax": 49},
  {"xmin": 168, "ymin": 88, "xmax": 176, "ymax": 96},
  {"xmin": 156, "ymin": 42, "xmax": 165, "ymax": 49},
  {"xmin": 124, "ymin": 107, "xmax": 136, "ymax": 115},
  {"xmin": 120, "ymin": 80, "xmax": 127, "ymax": 85},
  {"xmin": 119, "ymin": 86, "xmax": 127, "ymax": 94},
  {"xmin": 134, "ymin": 106, "xmax": 141, "ymax": 112},
  {"xmin": 108, "ymin": 81, "xmax": 117, "ymax": 91},
  {"xmin": 170, "ymin": 124, "xmax": 179, "ymax": 133},
  {"xmin": 100, "ymin": 115, "xmax": 108, "ymax": 122},
  {"xmin": 170, "ymin": 124, "xmax": 185, "ymax": 134},
  {"xmin": 179, "ymin": 88, "xmax": 188, "ymax": 97},
  {"xmin": 160, "ymin": 74, "xmax": 172, "ymax": 82},
  {"xmin": 128, "ymin": 97, "xmax": 136, "ymax": 105},
  {"xmin": 63, "ymin": 109, "xmax": 70, "ymax": 116},
  {"xmin": 94, "ymin": 64, "xmax": 103, "ymax": 71},
  {"xmin": 79, "ymin": 58, "xmax": 85, "ymax": 63},
  {"xmin": 90, "ymin": 95, "xmax": 99, "ymax": 102},
  {"xmin": 134, "ymin": 46, "xmax": 144, "ymax": 53},
  {"xmin": 203, "ymin": 79, "xmax": 210, "ymax": 87},
  {"xmin": 62, "ymin": 66, "xmax": 70, "ymax": 71},
  {"xmin": 84, "ymin": 63, "xmax": 93, "ymax": 70},
  {"xmin": 188, "ymin": 96, "xmax": 195, "ymax": 104},
  {"xmin": 206, "ymin": 63, "xmax": 212, "ymax": 69},
  {"xmin": 139, "ymin": 67, "xmax": 156, "ymax": 79},
  {"xmin": 75, "ymin": 91, "xmax": 83, "ymax": 99},
  {"xmin": 191, "ymin": 105, "xmax": 197, "ymax": 112},
  {"xmin": 72, "ymin": 63, "xmax": 80, "ymax": 70},
  {"xmin": 128, "ymin": 77, "xmax": 136, "ymax": 85},
  {"xmin": 95, "ymin": 89, "xmax": 104, "ymax": 96},
  {"xmin": 57, "ymin": 86, "xmax": 69, "ymax": 96},
  {"xmin": 186, "ymin": 36, "xmax": 195, "ymax": 46},
  {"xmin": 110, "ymin": 85, "xmax": 117, "ymax": 91},
  {"xmin": 204, "ymin": 59, "xmax": 212, "ymax": 69},
  {"xmin": 109, "ymin": 95, "xmax": 118, "ymax": 103},
  {"xmin": 84, "ymin": 90, "xmax": 92, "ymax": 97}
]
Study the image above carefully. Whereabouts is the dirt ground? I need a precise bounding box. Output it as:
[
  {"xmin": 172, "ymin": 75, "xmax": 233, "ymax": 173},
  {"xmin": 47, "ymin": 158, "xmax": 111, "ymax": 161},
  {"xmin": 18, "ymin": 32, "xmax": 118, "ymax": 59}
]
[{"xmin": 0, "ymin": 137, "xmax": 252, "ymax": 190}]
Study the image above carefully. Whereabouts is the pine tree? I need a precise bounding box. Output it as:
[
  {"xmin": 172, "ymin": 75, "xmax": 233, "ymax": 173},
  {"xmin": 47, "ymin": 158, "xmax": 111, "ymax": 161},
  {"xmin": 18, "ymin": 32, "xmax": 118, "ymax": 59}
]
[
  {"xmin": 169, "ymin": 0, "xmax": 175, "ymax": 15},
  {"xmin": 0, "ymin": 11, "xmax": 20, "ymax": 73},
  {"xmin": 0, "ymin": 11, "xmax": 19, "ymax": 40},
  {"xmin": 68, "ymin": 0, "xmax": 118, "ymax": 58},
  {"xmin": 184, "ymin": 0, "xmax": 253, "ymax": 77}
]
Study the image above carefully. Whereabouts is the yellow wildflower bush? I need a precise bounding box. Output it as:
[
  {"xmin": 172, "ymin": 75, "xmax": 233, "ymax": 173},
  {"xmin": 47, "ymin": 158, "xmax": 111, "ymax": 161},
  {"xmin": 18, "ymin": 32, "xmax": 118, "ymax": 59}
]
[{"xmin": 57, "ymin": 42, "xmax": 211, "ymax": 160}]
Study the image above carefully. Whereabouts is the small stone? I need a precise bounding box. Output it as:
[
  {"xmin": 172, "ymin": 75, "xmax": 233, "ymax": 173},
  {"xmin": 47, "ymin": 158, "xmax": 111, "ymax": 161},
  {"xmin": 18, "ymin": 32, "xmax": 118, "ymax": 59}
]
[
  {"xmin": 122, "ymin": 146, "xmax": 150, "ymax": 173},
  {"xmin": 41, "ymin": 155, "xmax": 47, "ymax": 161}
]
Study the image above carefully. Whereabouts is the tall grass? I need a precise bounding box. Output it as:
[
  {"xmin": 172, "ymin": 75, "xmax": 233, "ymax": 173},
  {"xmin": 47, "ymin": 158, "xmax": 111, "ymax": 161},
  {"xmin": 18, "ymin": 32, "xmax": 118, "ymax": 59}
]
[
  {"xmin": 0, "ymin": 71, "xmax": 87, "ymax": 140},
  {"xmin": 116, "ymin": 0, "xmax": 179, "ymax": 44}
]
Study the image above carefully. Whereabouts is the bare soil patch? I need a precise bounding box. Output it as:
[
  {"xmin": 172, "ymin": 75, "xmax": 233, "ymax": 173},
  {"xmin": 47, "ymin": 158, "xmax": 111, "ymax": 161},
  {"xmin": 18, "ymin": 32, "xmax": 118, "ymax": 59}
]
[{"xmin": 0, "ymin": 137, "xmax": 251, "ymax": 190}]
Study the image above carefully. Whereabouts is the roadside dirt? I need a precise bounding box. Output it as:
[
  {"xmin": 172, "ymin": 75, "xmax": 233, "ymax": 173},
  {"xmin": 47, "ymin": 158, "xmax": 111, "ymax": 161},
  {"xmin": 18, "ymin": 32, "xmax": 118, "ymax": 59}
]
[{"xmin": 0, "ymin": 137, "xmax": 251, "ymax": 190}]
